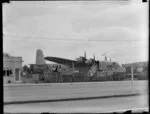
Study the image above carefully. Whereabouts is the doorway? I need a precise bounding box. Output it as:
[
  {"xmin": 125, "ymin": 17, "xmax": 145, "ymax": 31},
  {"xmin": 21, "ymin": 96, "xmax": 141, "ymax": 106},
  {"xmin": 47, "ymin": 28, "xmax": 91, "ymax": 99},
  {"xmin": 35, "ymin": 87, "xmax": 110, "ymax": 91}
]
[{"xmin": 15, "ymin": 69, "xmax": 20, "ymax": 81}]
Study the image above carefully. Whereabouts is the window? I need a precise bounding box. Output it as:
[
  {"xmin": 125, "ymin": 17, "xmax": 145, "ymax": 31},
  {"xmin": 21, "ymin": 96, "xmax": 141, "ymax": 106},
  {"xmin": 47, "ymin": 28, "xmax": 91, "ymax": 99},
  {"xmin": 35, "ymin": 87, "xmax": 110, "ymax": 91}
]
[
  {"xmin": 3, "ymin": 70, "xmax": 6, "ymax": 76},
  {"xmin": 7, "ymin": 70, "xmax": 10, "ymax": 76},
  {"xmin": 4, "ymin": 70, "xmax": 13, "ymax": 76},
  {"xmin": 9, "ymin": 70, "xmax": 12, "ymax": 74}
]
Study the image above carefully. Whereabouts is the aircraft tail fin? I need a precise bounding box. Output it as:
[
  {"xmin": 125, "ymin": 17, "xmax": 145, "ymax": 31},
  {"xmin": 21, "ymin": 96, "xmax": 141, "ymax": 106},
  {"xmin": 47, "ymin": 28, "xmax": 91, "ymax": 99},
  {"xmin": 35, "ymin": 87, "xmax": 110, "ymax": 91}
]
[{"xmin": 36, "ymin": 49, "xmax": 46, "ymax": 64}]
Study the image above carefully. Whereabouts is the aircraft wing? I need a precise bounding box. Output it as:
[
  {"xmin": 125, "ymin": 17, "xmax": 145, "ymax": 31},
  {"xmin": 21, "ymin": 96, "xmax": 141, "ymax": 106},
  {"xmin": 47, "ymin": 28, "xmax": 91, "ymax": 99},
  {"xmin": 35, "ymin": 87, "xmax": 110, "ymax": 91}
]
[{"xmin": 44, "ymin": 56, "xmax": 77, "ymax": 67}]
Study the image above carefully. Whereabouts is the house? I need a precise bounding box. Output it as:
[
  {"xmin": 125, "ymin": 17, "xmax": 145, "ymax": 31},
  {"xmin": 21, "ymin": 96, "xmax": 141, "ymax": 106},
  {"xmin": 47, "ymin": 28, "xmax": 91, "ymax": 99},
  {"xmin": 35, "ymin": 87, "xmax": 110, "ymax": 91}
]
[{"xmin": 3, "ymin": 53, "xmax": 23, "ymax": 83}]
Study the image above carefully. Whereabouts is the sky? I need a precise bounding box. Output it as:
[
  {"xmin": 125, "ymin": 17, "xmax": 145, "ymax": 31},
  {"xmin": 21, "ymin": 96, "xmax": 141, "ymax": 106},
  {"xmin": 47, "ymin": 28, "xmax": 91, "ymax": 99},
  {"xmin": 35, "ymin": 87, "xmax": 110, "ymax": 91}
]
[{"xmin": 3, "ymin": 0, "xmax": 148, "ymax": 65}]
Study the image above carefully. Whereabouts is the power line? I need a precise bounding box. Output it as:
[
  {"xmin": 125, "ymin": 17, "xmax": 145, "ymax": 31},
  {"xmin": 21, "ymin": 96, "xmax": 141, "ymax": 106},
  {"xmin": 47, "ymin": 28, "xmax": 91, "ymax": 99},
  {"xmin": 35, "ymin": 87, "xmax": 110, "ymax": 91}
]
[{"xmin": 3, "ymin": 35, "xmax": 142, "ymax": 42}]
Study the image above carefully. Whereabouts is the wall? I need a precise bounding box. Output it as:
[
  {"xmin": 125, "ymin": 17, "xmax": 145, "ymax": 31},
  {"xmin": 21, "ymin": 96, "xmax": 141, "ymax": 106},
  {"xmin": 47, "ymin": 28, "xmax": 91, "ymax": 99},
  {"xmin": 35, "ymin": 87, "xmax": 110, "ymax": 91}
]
[{"xmin": 3, "ymin": 54, "xmax": 23, "ymax": 83}]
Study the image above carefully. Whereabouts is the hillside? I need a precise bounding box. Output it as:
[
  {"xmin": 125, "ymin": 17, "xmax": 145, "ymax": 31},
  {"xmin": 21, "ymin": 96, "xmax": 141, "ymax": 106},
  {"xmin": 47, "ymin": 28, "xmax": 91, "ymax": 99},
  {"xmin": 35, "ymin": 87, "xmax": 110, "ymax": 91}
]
[
  {"xmin": 122, "ymin": 61, "xmax": 148, "ymax": 67},
  {"xmin": 122, "ymin": 61, "xmax": 148, "ymax": 80},
  {"xmin": 122, "ymin": 61, "xmax": 148, "ymax": 72}
]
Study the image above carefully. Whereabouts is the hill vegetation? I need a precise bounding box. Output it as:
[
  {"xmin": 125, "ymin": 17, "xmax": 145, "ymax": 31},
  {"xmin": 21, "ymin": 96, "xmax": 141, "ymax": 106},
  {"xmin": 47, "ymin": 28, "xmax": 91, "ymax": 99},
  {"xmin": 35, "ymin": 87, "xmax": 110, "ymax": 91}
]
[
  {"xmin": 122, "ymin": 61, "xmax": 148, "ymax": 73},
  {"xmin": 122, "ymin": 61, "xmax": 148, "ymax": 80}
]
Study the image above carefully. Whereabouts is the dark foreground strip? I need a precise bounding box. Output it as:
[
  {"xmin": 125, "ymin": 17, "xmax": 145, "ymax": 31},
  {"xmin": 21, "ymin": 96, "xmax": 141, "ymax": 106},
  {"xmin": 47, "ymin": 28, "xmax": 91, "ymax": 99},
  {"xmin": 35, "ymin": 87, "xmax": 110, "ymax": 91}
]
[{"xmin": 4, "ymin": 93, "xmax": 140, "ymax": 105}]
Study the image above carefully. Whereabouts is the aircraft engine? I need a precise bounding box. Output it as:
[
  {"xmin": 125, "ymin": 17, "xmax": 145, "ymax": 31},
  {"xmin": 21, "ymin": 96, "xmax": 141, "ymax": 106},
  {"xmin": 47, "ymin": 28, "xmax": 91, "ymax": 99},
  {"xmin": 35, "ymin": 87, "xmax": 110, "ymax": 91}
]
[
  {"xmin": 76, "ymin": 56, "xmax": 86, "ymax": 63},
  {"xmin": 85, "ymin": 59, "xmax": 94, "ymax": 64},
  {"xmin": 76, "ymin": 57, "xmax": 82, "ymax": 63}
]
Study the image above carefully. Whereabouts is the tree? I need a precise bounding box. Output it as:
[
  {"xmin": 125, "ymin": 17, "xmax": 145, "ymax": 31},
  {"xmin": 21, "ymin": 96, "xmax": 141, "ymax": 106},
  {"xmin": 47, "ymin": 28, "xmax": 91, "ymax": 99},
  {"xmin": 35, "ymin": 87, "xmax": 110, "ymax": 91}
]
[
  {"xmin": 143, "ymin": 63, "xmax": 148, "ymax": 72},
  {"xmin": 22, "ymin": 65, "xmax": 33, "ymax": 78},
  {"xmin": 23, "ymin": 65, "xmax": 29, "ymax": 73}
]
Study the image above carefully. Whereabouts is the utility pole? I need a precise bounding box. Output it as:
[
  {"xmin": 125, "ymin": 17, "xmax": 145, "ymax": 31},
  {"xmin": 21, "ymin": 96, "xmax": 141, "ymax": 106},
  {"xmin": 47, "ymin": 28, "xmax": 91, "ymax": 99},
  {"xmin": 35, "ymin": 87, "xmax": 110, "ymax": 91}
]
[
  {"xmin": 131, "ymin": 66, "xmax": 134, "ymax": 93},
  {"xmin": 72, "ymin": 62, "xmax": 75, "ymax": 82}
]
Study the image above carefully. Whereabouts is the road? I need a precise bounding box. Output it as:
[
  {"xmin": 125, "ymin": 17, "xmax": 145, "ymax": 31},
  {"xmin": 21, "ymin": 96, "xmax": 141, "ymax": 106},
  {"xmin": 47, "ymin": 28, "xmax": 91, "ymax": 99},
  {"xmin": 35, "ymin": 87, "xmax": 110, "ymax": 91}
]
[
  {"xmin": 4, "ymin": 80, "xmax": 148, "ymax": 113},
  {"xmin": 4, "ymin": 92, "xmax": 148, "ymax": 113}
]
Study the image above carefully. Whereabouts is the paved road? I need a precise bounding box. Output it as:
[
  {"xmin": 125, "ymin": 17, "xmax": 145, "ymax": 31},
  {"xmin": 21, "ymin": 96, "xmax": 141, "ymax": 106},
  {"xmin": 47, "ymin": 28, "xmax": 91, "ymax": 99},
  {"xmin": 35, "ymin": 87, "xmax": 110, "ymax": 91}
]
[
  {"xmin": 4, "ymin": 90, "xmax": 148, "ymax": 113},
  {"xmin": 4, "ymin": 81, "xmax": 148, "ymax": 113},
  {"xmin": 4, "ymin": 81, "xmax": 147, "ymax": 103}
]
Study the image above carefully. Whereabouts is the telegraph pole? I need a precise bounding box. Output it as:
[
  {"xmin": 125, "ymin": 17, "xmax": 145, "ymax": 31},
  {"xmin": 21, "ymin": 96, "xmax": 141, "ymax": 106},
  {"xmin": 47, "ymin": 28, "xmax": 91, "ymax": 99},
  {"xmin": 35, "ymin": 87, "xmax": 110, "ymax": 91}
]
[
  {"xmin": 131, "ymin": 65, "xmax": 134, "ymax": 93},
  {"xmin": 72, "ymin": 62, "xmax": 75, "ymax": 82}
]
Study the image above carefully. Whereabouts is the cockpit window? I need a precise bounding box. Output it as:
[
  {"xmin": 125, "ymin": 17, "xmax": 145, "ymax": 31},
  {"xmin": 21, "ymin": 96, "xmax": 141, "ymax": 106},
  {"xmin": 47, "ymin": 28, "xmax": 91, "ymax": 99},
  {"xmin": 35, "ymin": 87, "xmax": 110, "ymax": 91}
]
[
  {"xmin": 113, "ymin": 62, "xmax": 116, "ymax": 65},
  {"xmin": 115, "ymin": 63, "xmax": 123, "ymax": 67},
  {"xmin": 112, "ymin": 62, "xmax": 123, "ymax": 67},
  {"xmin": 118, "ymin": 63, "xmax": 123, "ymax": 67}
]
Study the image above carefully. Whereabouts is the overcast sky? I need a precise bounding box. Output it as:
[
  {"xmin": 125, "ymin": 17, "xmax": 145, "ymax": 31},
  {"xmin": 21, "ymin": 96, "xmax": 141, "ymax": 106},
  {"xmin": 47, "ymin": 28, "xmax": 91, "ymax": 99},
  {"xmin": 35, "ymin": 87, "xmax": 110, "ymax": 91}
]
[{"xmin": 3, "ymin": 0, "xmax": 148, "ymax": 65}]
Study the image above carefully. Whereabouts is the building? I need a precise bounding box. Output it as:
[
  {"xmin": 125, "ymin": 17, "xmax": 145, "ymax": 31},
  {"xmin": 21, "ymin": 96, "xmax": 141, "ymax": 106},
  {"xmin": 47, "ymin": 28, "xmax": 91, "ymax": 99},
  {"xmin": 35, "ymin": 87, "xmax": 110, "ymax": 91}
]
[{"xmin": 3, "ymin": 53, "xmax": 23, "ymax": 83}]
